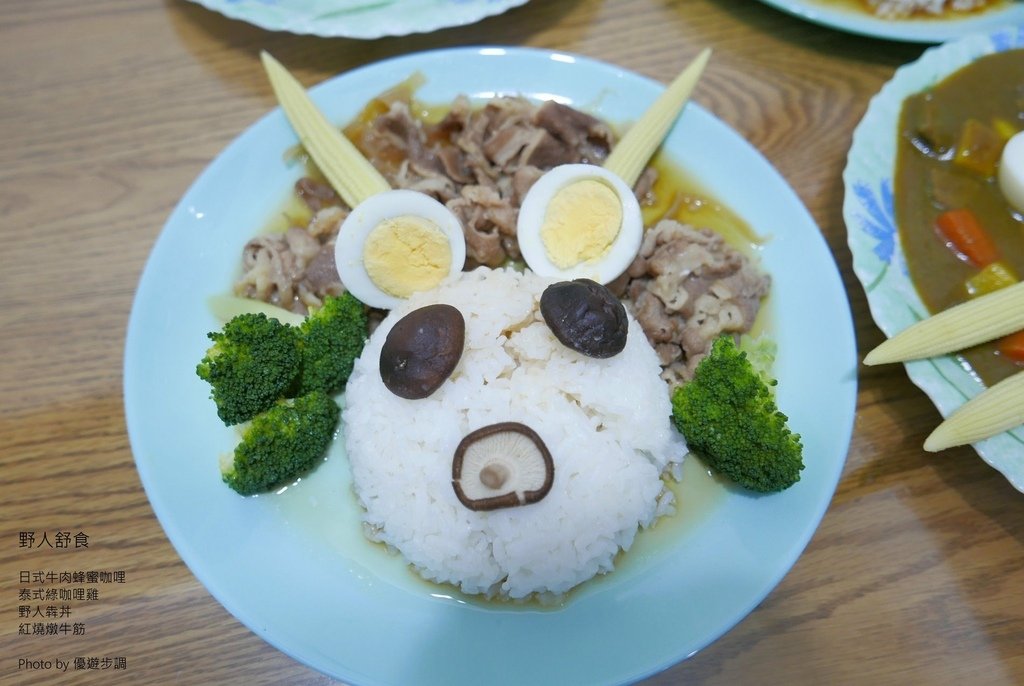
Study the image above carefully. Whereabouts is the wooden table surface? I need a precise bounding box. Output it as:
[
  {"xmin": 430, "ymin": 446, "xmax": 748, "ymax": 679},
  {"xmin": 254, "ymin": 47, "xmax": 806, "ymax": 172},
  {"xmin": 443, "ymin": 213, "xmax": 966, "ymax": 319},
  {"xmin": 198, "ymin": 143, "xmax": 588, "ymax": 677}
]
[{"xmin": 2, "ymin": 1, "xmax": 1022, "ymax": 684}]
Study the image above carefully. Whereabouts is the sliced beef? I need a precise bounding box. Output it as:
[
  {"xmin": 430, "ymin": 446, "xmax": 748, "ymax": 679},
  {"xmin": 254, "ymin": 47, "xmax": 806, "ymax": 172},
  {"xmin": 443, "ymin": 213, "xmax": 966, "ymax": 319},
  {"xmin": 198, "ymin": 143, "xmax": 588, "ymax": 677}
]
[
  {"xmin": 236, "ymin": 96, "xmax": 770, "ymax": 373},
  {"xmin": 520, "ymin": 129, "xmax": 574, "ymax": 169},
  {"xmin": 304, "ymin": 243, "xmax": 343, "ymax": 295},
  {"xmin": 436, "ymin": 145, "xmax": 474, "ymax": 184},
  {"xmin": 447, "ymin": 185, "xmax": 508, "ymax": 267},
  {"xmin": 623, "ymin": 220, "xmax": 771, "ymax": 385},
  {"xmin": 306, "ymin": 206, "xmax": 346, "ymax": 239},
  {"xmin": 532, "ymin": 100, "xmax": 614, "ymax": 164},
  {"xmin": 295, "ymin": 177, "xmax": 340, "ymax": 212},
  {"xmin": 235, "ymin": 223, "xmax": 343, "ymax": 315},
  {"xmin": 512, "ymin": 165, "xmax": 544, "ymax": 203},
  {"xmin": 483, "ymin": 122, "xmax": 538, "ymax": 168}
]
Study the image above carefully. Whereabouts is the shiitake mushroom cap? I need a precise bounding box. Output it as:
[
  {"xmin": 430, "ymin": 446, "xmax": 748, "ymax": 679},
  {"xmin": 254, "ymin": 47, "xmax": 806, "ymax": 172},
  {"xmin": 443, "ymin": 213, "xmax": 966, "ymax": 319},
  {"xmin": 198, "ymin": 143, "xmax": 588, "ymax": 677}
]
[
  {"xmin": 540, "ymin": 279, "xmax": 628, "ymax": 358},
  {"xmin": 379, "ymin": 303, "xmax": 465, "ymax": 399},
  {"xmin": 452, "ymin": 422, "xmax": 554, "ymax": 512}
]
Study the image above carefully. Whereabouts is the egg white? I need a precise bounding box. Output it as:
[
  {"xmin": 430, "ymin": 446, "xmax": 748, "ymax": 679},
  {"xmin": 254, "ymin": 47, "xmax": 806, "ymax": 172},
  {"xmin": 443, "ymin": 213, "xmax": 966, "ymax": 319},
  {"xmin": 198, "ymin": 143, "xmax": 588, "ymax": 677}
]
[
  {"xmin": 334, "ymin": 189, "xmax": 466, "ymax": 309},
  {"xmin": 516, "ymin": 163, "xmax": 643, "ymax": 284},
  {"xmin": 999, "ymin": 131, "xmax": 1024, "ymax": 214}
]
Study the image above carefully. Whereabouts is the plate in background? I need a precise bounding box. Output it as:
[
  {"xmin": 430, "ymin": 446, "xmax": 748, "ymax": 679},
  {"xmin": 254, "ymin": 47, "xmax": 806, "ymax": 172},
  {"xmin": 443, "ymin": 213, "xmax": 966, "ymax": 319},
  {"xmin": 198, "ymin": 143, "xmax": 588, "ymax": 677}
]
[
  {"xmin": 186, "ymin": 0, "xmax": 529, "ymax": 38},
  {"xmin": 844, "ymin": 26, "xmax": 1024, "ymax": 492},
  {"xmin": 759, "ymin": 0, "xmax": 1024, "ymax": 43}
]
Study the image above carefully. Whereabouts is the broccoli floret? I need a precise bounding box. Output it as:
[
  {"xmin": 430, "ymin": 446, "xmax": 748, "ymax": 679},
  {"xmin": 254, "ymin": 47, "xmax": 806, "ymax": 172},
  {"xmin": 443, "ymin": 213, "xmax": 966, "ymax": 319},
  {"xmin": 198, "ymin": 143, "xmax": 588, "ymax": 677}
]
[
  {"xmin": 196, "ymin": 313, "xmax": 300, "ymax": 425},
  {"xmin": 671, "ymin": 335, "xmax": 803, "ymax": 493},
  {"xmin": 221, "ymin": 391, "xmax": 340, "ymax": 495},
  {"xmin": 295, "ymin": 293, "xmax": 368, "ymax": 395},
  {"xmin": 198, "ymin": 297, "xmax": 363, "ymax": 495}
]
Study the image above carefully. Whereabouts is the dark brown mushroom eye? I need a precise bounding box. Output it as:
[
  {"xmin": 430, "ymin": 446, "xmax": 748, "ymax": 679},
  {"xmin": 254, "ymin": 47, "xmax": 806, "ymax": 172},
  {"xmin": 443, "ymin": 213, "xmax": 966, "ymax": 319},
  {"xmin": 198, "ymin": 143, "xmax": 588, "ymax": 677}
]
[
  {"xmin": 379, "ymin": 304, "xmax": 465, "ymax": 399},
  {"xmin": 452, "ymin": 422, "xmax": 554, "ymax": 511},
  {"xmin": 539, "ymin": 279, "xmax": 628, "ymax": 358}
]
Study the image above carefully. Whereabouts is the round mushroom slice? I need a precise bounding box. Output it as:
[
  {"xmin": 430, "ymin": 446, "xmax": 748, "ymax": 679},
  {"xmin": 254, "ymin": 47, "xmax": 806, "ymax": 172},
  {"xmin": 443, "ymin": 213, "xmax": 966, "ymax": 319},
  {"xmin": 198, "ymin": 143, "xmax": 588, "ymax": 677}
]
[{"xmin": 452, "ymin": 422, "xmax": 554, "ymax": 512}]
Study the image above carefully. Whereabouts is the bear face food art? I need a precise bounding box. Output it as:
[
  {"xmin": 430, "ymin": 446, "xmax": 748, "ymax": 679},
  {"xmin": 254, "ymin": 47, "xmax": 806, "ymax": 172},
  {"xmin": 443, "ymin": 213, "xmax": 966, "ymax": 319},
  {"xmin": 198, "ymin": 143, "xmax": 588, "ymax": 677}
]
[{"xmin": 342, "ymin": 267, "xmax": 686, "ymax": 600}]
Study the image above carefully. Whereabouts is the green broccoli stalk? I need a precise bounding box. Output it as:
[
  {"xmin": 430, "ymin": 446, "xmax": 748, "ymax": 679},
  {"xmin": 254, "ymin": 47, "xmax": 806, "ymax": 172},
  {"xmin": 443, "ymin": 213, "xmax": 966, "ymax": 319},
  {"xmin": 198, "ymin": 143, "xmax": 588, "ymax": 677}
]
[
  {"xmin": 196, "ymin": 313, "xmax": 300, "ymax": 426},
  {"xmin": 671, "ymin": 335, "xmax": 803, "ymax": 493},
  {"xmin": 295, "ymin": 293, "xmax": 368, "ymax": 396},
  {"xmin": 221, "ymin": 391, "xmax": 340, "ymax": 495}
]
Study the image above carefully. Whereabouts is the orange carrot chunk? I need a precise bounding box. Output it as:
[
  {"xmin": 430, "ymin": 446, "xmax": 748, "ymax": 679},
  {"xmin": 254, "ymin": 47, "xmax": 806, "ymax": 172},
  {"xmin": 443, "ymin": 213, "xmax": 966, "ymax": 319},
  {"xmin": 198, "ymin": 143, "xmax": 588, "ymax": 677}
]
[
  {"xmin": 935, "ymin": 208, "xmax": 999, "ymax": 268},
  {"xmin": 997, "ymin": 330, "xmax": 1024, "ymax": 363}
]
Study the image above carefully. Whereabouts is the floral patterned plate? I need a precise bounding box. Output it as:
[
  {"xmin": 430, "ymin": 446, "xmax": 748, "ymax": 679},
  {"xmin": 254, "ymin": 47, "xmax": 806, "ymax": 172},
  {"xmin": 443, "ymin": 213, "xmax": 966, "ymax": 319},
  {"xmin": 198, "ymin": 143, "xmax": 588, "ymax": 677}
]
[
  {"xmin": 186, "ymin": 0, "xmax": 529, "ymax": 39},
  {"xmin": 843, "ymin": 25, "xmax": 1024, "ymax": 492}
]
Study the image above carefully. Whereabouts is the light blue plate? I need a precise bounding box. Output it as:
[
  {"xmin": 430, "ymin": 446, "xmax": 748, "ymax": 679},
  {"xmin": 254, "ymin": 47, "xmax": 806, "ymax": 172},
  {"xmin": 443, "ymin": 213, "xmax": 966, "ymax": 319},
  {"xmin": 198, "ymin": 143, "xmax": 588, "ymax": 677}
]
[
  {"xmin": 844, "ymin": 27, "xmax": 1024, "ymax": 492},
  {"xmin": 124, "ymin": 47, "xmax": 857, "ymax": 686},
  {"xmin": 186, "ymin": 0, "xmax": 529, "ymax": 39},
  {"xmin": 759, "ymin": 0, "xmax": 1024, "ymax": 43}
]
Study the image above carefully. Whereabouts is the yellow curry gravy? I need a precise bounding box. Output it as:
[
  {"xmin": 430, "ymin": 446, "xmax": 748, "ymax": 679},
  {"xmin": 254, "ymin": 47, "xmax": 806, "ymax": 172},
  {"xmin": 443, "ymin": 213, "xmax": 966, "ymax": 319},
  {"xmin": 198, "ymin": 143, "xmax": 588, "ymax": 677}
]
[{"xmin": 895, "ymin": 49, "xmax": 1024, "ymax": 386}]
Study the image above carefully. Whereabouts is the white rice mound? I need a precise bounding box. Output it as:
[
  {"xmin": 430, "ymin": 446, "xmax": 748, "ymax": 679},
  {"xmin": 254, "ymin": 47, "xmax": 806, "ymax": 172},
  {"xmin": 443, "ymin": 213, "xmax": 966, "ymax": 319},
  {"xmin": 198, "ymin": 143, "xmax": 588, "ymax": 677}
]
[{"xmin": 342, "ymin": 267, "xmax": 688, "ymax": 599}]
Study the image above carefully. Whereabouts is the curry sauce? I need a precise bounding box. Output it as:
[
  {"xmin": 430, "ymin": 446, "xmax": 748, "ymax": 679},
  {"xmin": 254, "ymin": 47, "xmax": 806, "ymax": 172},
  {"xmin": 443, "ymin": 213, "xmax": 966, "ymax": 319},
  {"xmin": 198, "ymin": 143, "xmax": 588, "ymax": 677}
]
[{"xmin": 895, "ymin": 49, "xmax": 1024, "ymax": 385}]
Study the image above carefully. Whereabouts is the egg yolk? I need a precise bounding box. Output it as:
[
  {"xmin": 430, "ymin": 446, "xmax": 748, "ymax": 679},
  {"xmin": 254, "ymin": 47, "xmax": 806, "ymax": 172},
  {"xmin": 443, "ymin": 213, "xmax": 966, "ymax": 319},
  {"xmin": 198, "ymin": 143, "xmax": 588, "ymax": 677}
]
[
  {"xmin": 540, "ymin": 179, "xmax": 623, "ymax": 268},
  {"xmin": 363, "ymin": 215, "xmax": 452, "ymax": 298}
]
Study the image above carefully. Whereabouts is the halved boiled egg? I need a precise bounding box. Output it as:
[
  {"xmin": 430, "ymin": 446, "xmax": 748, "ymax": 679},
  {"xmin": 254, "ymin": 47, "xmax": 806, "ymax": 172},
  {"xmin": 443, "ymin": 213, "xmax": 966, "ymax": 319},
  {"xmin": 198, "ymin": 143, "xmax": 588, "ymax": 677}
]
[
  {"xmin": 999, "ymin": 130, "xmax": 1024, "ymax": 214},
  {"xmin": 516, "ymin": 163, "xmax": 643, "ymax": 285},
  {"xmin": 334, "ymin": 189, "xmax": 467, "ymax": 310}
]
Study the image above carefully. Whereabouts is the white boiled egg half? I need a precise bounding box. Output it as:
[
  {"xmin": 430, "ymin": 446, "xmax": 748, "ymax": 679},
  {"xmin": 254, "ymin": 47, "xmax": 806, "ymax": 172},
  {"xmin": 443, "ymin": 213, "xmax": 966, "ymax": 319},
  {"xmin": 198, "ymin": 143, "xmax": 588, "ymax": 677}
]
[
  {"xmin": 516, "ymin": 163, "xmax": 643, "ymax": 285},
  {"xmin": 999, "ymin": 130, "xmax": 1024, "ymax": 214},
  {"xmin": 334, "ymin": 189, "xmax": 466, "ymax": 310}
]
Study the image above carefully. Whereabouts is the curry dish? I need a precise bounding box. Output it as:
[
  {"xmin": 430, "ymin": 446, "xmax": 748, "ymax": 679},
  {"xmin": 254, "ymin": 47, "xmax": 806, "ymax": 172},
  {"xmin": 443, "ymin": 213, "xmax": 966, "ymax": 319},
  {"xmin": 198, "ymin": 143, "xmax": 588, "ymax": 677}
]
[{"xmin": 895, "ymin": 49, "xmax": 1024, "ymax": 385}]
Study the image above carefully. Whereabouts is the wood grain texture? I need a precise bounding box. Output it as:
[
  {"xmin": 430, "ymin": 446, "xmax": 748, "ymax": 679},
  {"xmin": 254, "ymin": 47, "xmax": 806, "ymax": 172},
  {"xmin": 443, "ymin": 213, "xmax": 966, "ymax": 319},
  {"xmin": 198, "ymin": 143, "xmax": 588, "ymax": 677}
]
[{"xmin": 1, "ymin": 0, "xmax": 1021, "ymax": 684}]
